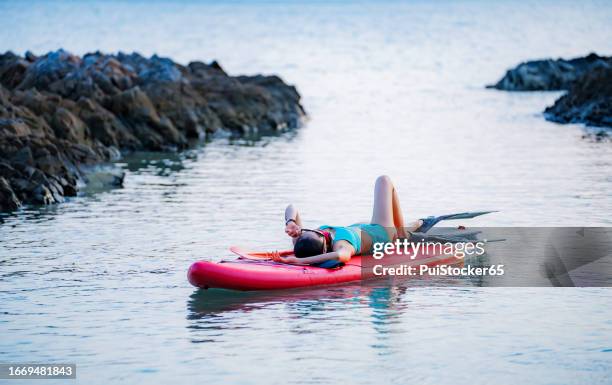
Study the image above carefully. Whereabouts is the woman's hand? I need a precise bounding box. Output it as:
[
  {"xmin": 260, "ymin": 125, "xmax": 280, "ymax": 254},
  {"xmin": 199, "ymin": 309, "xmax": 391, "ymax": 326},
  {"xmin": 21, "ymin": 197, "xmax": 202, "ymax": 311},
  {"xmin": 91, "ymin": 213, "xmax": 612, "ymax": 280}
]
[
  {"xmin": 271, "ymin": 254, "xmax": 303, "ymax": 265},
  {"xmin": 285, "ymin": 221, "xmax": 301, "ymax": 238},
  {"xmin": 274, "ymin": 250, "xmax": 346, "ymax": 266}
]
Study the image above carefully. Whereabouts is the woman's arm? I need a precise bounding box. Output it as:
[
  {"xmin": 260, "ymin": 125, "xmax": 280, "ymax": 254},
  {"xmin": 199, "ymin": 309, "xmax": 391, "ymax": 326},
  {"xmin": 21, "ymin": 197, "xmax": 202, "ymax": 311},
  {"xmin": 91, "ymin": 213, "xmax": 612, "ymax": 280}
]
[
  {"xmin": 284, "ymin": 204, "xmax": 302, "ymax": 226},
  {"xmin": 284, "ymin": 204, "xmax": 303, "ymax": 244},
  {"xmin": 278, "ymin": 244, "xmax": 353, "ymax": 265}
]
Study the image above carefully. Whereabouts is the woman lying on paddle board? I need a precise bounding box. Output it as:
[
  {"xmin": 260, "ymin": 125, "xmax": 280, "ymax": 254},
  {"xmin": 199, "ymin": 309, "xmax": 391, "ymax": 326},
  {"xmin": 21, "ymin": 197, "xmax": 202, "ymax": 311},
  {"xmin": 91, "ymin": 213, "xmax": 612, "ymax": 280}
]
[
  {"xmin": 279, "ymin": 175, "xmax": 495, "ymax": 268},
  {"xmin": 278, "ymin": 175, "xmax": 430, "ymax": 268}
]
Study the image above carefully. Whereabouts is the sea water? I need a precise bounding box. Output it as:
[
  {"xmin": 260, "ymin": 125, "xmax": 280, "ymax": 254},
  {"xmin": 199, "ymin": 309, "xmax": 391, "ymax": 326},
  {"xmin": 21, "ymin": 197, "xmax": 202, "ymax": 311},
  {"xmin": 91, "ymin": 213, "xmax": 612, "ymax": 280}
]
[{"xmin": 1, "ymin": 1, "xmax": 611, "ymax": 384}]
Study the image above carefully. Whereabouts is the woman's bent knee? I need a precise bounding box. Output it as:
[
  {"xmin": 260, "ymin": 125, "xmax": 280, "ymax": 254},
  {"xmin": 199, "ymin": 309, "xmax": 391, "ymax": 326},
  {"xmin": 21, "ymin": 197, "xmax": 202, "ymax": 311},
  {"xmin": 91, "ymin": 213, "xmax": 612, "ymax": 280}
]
[{"xmin": 376, "ymin": 175, "xmax": 392, "ymax": 187}]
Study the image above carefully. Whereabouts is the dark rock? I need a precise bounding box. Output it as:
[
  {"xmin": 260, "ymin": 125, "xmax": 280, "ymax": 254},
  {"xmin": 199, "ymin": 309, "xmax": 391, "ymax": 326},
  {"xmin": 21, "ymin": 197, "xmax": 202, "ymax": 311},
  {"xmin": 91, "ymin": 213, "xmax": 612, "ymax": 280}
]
[
  {"xmin": 0, "ymin": 118, "xmax": 32, "ymax": 136},
  {"xmin": 75, "ymin": 97, "xmax": 137, "ymax": 149},
  {"xmin": 63, "ymin": 182, "xmax": 78, "ymax": 197},
  {"xmin": 488, "ymin": 53, "xmax": 612, "ymax": 91},
  {"xmin": 17, "ymin": 49, "xmax": 82, "ymax": 92},
  {"xmin": 46, "ymin": 177, "xmax": 65, "ymax": 203},
  {"xmin": 107, "ymin": 86, "xmax": 185, "ymax": 149},
  {"xmin": 11, "ymin": 177, "xmax": 35, "ymax": 195},
  {"xmin": 0, "ymin": 49, "xmax": 305, "ymax": 212},
  {"xmin": 544, "ymin": 66, "xmax": 612, "ymax": 128},
  {"xmin": 107, "ymin": 169, "xmax": 125, "ymax": 187},
  {"xmin": 0, "ymin": 177, "xmax": 21, "ymax": 211},
  {"xmin": 51, "ymin": 107, "xmax": 89, "ymax": 142},
  {"xmin": 32, "ymin": 184, "xmax": 54, "ymax": 205},
  {"xmin": 24, "ymin": 51, "xmax": 37, "ymax": 62},
  {"xmin": 11, "ymin": 146, "xmax": 34, "ymax": 166},
  {"xmin": 81, "ymin": 167, "xmax": 125, "ymax": 191},
  {"xmin": 0, "ymin": 53, "xmax": 29, "ymax": 89}
]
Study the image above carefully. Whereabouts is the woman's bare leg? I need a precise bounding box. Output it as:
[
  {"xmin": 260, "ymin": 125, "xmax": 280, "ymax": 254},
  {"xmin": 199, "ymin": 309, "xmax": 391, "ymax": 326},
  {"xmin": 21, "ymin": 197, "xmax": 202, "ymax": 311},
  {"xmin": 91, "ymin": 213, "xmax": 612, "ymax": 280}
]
[
  {"xmin": 371, "ymin": 175, "xmax": 422, "ymax": 238},
  {"xmin": 391, "ymin": 186, "xmax": 408, "ymax": 238},
  {"xmin": 371, "ymin": 175, "xmax": 395, "ymax": 227},
  {"xmin": 390, "ymin": 179, "xmax": 422, "ymax": 237}
]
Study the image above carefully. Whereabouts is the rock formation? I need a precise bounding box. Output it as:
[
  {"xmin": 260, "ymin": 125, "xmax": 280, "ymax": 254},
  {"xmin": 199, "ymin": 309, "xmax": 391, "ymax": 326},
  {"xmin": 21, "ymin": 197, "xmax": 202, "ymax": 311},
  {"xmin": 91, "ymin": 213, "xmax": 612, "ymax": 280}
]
[
  {"xmin": 544, "ymin": 66, "xmax": 612, "ymax": 129},
  {"xmin": 488, "ymin": 53, "xmax": 611, "ymax": 91},
  {"xmin": 0, "ymin": 50, "xmax": 305, "ymax": 211},
  {"xmin": 488, "ymin": 53, "xmax": 611, "ymax": 132}
]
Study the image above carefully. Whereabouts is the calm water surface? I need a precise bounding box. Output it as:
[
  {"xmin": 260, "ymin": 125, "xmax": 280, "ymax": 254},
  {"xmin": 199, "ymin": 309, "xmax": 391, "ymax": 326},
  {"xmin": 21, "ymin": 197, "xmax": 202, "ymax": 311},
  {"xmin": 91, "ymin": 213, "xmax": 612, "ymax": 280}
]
[{"xmin": 1, "ymin": 1, "xmax": 611, "ymax": 384}]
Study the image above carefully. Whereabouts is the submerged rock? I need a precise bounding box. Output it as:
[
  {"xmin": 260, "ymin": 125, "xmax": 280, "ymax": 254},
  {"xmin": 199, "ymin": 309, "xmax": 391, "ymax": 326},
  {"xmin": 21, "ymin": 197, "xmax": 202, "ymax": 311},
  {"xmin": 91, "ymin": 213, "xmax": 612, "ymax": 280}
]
[
  {"xmin": 0, "ymin": 50, "xmax": 306, "ymax": 212},
  {"xmin": 488, "ymin": 53, "xmax": 611, "ymax": 91},
  {"xmin": 79, "ymin": 166, "xmax": 126, "ymax": 193},
  {"xmin": 544, "ymin": 66, "xmax": 612, "ymax": 128}
]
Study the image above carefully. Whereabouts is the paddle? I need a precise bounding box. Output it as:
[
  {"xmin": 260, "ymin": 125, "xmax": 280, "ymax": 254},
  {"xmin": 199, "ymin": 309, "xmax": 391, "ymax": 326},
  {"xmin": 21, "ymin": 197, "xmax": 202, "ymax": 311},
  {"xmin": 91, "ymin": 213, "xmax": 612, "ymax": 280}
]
[{"xmin": 230, "ymin": 246, "xmax": 293, "ymax": 261}]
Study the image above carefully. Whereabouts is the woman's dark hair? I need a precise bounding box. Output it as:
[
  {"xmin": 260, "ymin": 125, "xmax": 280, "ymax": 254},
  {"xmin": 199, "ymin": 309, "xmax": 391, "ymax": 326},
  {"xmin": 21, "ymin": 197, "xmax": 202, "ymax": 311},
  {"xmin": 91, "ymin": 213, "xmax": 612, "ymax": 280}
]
[{"xmin": 294, "ymin": 233, "xmax": 325, "ymax": 258}]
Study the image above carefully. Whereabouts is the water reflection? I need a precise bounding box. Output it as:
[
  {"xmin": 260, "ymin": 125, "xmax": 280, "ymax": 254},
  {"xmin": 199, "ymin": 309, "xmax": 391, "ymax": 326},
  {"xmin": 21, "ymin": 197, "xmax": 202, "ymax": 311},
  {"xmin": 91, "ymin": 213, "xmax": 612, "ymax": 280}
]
[
  {"xmin": 117, "ymin": 129, "xmax": 298, "ymax": 176},
  {"xmin": 226, "ymin": 128, "xmax": 299, "ymax": 147},
  {"xmin": 120, "ymin": 151, "xmax": 193, "ymax": 175},
  {"xmin": 0, "ymin": 203, "xmax": 62, "ymax": 226},
  {"xmin": 186, "ymin": 283, "xmax": 428, "ymax": 346},
  {"xmin": 187, "ymin": 284, "xmax": 371, "ymax": 319}
]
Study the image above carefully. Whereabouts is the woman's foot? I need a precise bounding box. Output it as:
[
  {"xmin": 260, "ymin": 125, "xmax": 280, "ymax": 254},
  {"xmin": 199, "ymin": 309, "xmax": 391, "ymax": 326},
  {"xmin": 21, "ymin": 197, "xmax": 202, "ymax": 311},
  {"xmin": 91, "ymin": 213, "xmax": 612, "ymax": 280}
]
[{"xmin": 397, "ymin": 220, "xmax": 423, "ymax": 239}]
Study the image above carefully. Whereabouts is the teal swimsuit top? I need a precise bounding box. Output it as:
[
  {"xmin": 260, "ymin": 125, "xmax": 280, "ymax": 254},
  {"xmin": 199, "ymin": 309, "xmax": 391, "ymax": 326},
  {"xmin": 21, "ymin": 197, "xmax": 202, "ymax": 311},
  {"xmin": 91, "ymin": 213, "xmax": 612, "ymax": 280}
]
[{"xmin": 318, "ymin": 223, "xmax": 391, "ymax": 256}]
